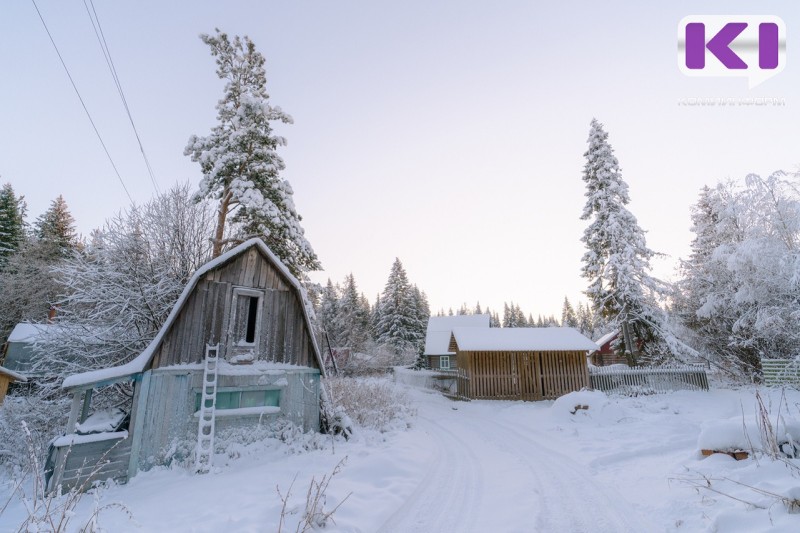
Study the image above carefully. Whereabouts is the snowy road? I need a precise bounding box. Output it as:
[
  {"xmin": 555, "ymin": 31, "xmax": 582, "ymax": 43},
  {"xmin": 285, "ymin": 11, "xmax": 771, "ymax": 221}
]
[{"xmin": 378, "ymin": 392, "xmax": 652, "ymax": 533}]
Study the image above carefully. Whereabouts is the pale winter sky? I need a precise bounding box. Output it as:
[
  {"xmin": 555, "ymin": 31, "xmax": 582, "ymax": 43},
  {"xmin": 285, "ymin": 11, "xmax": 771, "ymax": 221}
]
[{"xmin": 1, "ymin": 1, "xmax": 798, "ymax": 320}]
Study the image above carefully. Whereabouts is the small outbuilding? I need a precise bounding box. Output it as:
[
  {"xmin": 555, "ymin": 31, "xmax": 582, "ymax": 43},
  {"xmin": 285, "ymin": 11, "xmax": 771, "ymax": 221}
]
[
  {"xmin": 46, "ymin": 238, "xmax": 325, "ymax": 492},
  {"xmin": 589, "ymin": 330, "xmax": 628, "ymax": 366},
  {"xmin": 1, "ymin": 323, "xmax": 54, "ymax": 377},
  {"xmin": 450, "ymin": 327, "xmax": 597, "ymax": 401},
  {"xmin": 0, "ymin": 366, "xmax": 27, "ymax": 405},
  {"xmin": 423, "ymin": 314, "xmax": 490, "ymax": 370}
]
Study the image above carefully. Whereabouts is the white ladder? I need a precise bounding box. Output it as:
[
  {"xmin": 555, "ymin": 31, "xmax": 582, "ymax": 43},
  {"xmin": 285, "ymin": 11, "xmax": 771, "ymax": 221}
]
[{"xmin": 195, "ymin": 343, "xmax": 219, "ymax": 473}]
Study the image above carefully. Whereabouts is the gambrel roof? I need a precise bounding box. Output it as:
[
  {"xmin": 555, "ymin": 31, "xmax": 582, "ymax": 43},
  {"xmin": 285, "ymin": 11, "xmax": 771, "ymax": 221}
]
[{"xmin": 63, "ymin": 239, "xmax": 324, "ymax": 389}]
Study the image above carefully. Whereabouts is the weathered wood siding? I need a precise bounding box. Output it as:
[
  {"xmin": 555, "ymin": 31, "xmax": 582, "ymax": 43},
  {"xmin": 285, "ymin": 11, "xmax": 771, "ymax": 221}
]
[
  {"xmin": 150, "ymin": 248, "xmax": 318, "ymax": 370},
  {"xmin": 135, "ymin": 367, "xmax": 320, "ymax": 470},
  {"xmin": 459, "ymin": 350, "xmax": 589, "ymax": 401},
  {"xmin": 46, "ymin": 434, "xmax": 131, "ymax": 493}
]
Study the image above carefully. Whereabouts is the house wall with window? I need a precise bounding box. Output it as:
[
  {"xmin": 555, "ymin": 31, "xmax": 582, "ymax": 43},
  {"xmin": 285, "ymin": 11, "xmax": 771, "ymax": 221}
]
[
  {"xmin": 427, "ymin": 354, "xmax": 456, "ymax": 370},
  {"xmin": 135, "ymin": 366, "xmax": 320, "ymax": 470},
  {"xmin": 149, "ymin": 246, "xmax": 317, "ymax": 369}
]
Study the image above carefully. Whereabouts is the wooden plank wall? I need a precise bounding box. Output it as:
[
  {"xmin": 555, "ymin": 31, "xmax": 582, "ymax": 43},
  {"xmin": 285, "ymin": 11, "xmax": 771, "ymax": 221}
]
[
  {"xmin": 151, "ymin": 248, "xmax": 318, "ymax": 370},
  {"xmin": 461, "ymin": 350, "xmax": 589, "ymax": 401},
  {"xmin": 136, "ymin": 372, "xmax": 191, "ymax": 469},
  {"xmin": 48, "ymin": 436, "xmax": 132, "ymax": 492}
]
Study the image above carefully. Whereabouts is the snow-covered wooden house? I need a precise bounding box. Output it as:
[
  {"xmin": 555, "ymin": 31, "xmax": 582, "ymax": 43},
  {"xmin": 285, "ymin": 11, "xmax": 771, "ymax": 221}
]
[
  {"xmin": 423, "ymin": 314, "xmax": 490, "ymax": 370},
  {"xmin": 46, "ymin": 239, "xmax": 325, "ymax": 492},
  {"xmin": 589, "ymin": 330, "xmax": 627, "ymax": 366},
  {"xmin": 450, "ymin": 327, "xmax": 597, "ymax": 401}
]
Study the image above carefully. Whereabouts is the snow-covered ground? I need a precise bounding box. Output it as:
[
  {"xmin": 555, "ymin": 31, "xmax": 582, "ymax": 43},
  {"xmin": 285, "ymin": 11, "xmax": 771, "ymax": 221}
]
[{"xmin": 3, "ymin": 381, "xmax": 800, "ymax": 532}]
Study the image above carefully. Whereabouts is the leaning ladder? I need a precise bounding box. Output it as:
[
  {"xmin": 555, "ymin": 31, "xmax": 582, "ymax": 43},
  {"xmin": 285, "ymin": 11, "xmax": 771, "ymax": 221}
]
[{"xmin": 195, "ymin": 343, "xmax": 220, "ymax": 473}]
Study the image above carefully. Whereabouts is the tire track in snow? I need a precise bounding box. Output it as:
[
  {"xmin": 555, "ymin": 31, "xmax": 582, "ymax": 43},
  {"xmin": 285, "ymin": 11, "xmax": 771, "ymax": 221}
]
[
  {"xmin": 376, "ymin": 414, "xmax": 483, "ymax": 533},
  {"xmin": 486, "ymin": 417, "xmax": 654, "ymax": 533}
]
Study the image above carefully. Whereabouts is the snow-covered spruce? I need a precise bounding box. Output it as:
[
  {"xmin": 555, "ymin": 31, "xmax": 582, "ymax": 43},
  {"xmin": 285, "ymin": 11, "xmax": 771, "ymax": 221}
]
[{"xmin": 580, "ymin": 118, "xmax": 673, "ymax": 363}]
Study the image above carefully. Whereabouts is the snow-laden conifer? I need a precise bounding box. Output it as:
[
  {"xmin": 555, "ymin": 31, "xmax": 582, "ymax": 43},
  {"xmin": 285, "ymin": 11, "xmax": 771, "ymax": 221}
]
[
  {"xmin": 0, "ymin": 182, "xmax": 27, "ymax": 267},
  {"xmin": 374, "ymin": 258, "xmax": 425, "ymax": 356},
  {"xmin": 185, "ymin": 29, "xmax": 319, "ymax": 278},
  {"xmin": 580, "ymin": 118, "xmax": 669, "ymax": 363}
]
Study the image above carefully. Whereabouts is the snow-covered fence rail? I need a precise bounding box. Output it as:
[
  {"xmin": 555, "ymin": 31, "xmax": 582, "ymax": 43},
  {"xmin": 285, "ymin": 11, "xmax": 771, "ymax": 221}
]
[
  {"xmin": 392, "ymin": 367, "xmax": 468, "ymax": 400},
  {"xmin": 761, "ymin": 358, "xmax": 800, "ymax": 386},
  {"xmin": 589, "ymin": 366, "xmax": 709, "ymax": 394},
  {"xmin": 392, "ymin": 367, "xmax": 441, "ymax": 389}
]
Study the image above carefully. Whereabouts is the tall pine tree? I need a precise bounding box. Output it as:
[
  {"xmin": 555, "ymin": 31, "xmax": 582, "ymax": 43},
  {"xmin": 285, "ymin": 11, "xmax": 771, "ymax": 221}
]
[{"xmin": 185, "ymin": 29, "xmax": 319, "ymax": 277}]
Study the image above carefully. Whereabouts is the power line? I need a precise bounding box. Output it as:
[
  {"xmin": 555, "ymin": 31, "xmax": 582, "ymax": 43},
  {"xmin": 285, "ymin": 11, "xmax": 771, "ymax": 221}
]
[
  {"xmin": 30, "ymin": 0, "xmax": 134, "ymax": 203},
  {"xmin": 84, "ymin": 0, "xmax": 160, "ymax": 195}
]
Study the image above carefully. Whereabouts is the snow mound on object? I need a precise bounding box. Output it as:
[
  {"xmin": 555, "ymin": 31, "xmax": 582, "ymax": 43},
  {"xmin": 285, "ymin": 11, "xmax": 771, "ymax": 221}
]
[
  {"xmin": 550, "ymin": 390, "xmax": 625, "ymax": 423},
  {"xmin": 75, "ymin": 407, "xmax": 128, "ymax": 435},
  {"xmin": 697, "ymin": 416, "xmax": 800, "ymax": 452}
]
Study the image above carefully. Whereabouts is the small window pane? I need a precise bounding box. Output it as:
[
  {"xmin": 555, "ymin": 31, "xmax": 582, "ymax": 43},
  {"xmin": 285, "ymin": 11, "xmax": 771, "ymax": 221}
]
[
  {"xmin": 216, "ymin": 391, "xmax": 241, "ymax": 410},
  {"xmin": 195, "ymin": 389, "xmax": 280, "ymax": 412},
  {"xmin": 265, "ymin": 389, "xmax": 280, "ymax": 407},
  {"xmin": 241, "ymin": 390, "xmax": 266, "ymax": 408}
]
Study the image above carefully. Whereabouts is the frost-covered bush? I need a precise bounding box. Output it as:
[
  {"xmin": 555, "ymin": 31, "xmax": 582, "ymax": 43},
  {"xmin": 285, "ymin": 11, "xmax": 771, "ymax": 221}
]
[
  {"xmin": 0, "ymin": 393, "xmax": 70, "ymax": 470},
  {"xmin": 324, "ymin": 377, "xmax": 416, "ymax": 432},
  {"xmin": 155, "ymin": 419, "xmax": 332, "ymax": 470}
]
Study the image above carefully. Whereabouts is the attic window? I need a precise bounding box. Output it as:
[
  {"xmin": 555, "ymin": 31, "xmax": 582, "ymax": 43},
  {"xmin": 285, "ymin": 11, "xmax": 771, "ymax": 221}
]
[
  {"xmin": 231, "ymin": 288, "xmax": 264, "ymax": 348},
  {"xmin": 245, "ymin": 296, "xmax": 258, "ymax": 344}
]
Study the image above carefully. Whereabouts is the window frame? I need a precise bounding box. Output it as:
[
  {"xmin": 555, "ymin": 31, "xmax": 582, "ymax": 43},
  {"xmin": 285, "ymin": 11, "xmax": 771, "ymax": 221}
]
[
  {"xmin": 229, "ymin": 287, "xmax": 265, "ymax": 349},
  {"xmin": 194, "ymin": 386, "xmax": 281, "ymax": 413},
  {"xmin": 440, "ymin": 355, "xmax": 451, "ymax": 370}
]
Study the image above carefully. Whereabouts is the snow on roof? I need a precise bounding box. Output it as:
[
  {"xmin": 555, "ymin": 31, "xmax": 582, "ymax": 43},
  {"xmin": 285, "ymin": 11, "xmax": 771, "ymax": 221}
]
[
  {"xmin": 594, "ymin": 330, "xmax": 619, "ymax": 348},
  {"xmin": 424, "ymin": 314, "xmax": 490, "ymax": 355},
  {"xmin": 63, "ymin": 238, "xmax": 324, "ymax": 390},
  {"xmin": 7, "ymin": 323, "xmax": 53, "ymax": 343},
  {"xmin": 0, "ymin": 366, "xmax": 27, "ymax": 382},
  {"xmin": 451, "ymin": 327, "xmax": 598, "ymax": 352}
]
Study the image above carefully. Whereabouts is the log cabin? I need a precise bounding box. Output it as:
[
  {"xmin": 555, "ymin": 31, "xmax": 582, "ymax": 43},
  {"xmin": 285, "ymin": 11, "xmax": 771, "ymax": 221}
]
[{"xmin": 46, "ymin": 238, "xmax": 325, "ymax": 492}]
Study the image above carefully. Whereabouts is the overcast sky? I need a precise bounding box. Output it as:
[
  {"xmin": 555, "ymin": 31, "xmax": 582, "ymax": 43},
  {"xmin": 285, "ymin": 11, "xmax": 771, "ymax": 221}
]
[{"xmin": 2, "ymin": 1, "xmax": 798, "ymax": 320}]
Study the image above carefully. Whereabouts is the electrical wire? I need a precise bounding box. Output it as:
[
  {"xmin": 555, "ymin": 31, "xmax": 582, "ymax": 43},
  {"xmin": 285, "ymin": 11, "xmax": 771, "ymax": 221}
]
[
  {"xmin": 84, "ymin": 0, "xmax": 160, "ymax": 195},
  {"xmin": 30, "ymin": 0, "xmax": 134, "ymax": 203}
]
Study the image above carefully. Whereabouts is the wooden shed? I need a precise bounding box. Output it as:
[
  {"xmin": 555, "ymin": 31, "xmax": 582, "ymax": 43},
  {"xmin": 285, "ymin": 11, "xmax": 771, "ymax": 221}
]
[
  {"xmin": 451, "ymin": 327, "xmax": 597, "ymax": 401},
  {"xmin": 0, "ymin": 366, "xmax": 27, "ymax": 405},
  {"xmin": 46, "ymin": 238, "xmax": 325, "ymax": 492}
]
